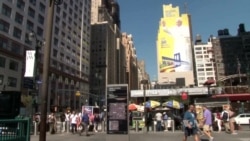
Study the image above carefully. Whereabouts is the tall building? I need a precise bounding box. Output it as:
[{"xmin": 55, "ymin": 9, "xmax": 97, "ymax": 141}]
[
  {"xmin": 121, "ymin": 33, "xmax": 139, "ymax": 92},
  {"xmin": 137, "ymin": 60, "xmax": 150, "ymax": 89},
  {"xmin": 0, "ymin": 0, "xmax": 92, "ymax": 111},
  {"xmin": 156, "ymin": 4, "xmax": 194, "ymax": 87},
  {"xmin": 90, "ymin": 0, "xmax": 123, "ymax": 105},
  {"xmin": 91, "ymin": 0, "xmax": 120, "ymax": 28},
  {"xmin": 193, "ymin": 35, "xmax": 216, "ymax": 87},
  {"xmin": 212, "ymin": 24, "xmax": 250, "ymax": 85}
]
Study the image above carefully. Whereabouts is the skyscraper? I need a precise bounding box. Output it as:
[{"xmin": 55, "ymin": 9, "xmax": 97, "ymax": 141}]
[
  {"xmin": 0, "ymin": 0, "xmax": 92, "ymax": 111},
  {"xmin": 156, "ymin": 4, "xmax": 194, "ymax": 87}
]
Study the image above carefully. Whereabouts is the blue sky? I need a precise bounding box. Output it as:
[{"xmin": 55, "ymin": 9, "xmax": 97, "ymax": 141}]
[{"xmin": 116, "ymin": 0, "xmax": 250, "ymax": 80}]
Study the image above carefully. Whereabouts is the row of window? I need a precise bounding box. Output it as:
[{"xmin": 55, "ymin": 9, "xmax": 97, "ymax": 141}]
[
  {"xmin": 0, "ymin": 56, "xmax": 19, "ymax": 71},
  {"xmin": 197, "ymin": 77, "xmax": 215, "ymax": 81},
  {"xmin": 197, "ymin": 68, "xmax": 214, "ymax": 72},
  {"xmin": 0, "ymin": 74, "xmax": 17, "ymax": 87},
  {"xmin": 0, "ymin": 37, "xmax": 23, "ymax": 55},
  {"xmin": 1, "ymin": 18, "xmax": 43, "ymax": 40}
]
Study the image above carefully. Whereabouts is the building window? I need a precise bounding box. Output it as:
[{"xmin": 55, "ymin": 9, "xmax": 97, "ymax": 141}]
[
  {"xmin": 38, "ymin": 14, "xmax": 44, "ymax": 25},
  {"xmin": 13, "ymin": 27, "xmax": 22, "ymax": 39},
  {"xmin": 15, "ymin": 12, "xmax": 23, "ymax": 24},
  {"xmin": 11, "ymin": 43, "xmax": 22, "ymax": 55},
  {"xmin": 0, "ymin": 19, "xmax": 10, "ymax": 33},
  {"xmin": 16, "ymin": 0, "xmax": 25, "ymax": 10},
  {"xmin": 54, "ymin": 27, "xmax": 59, "ymax": 35},
  {"xmin": 1, "ymin": 4, "xmax": 12, "ymax": 18},
  {"xmin": 54, "ymin": 38, "xmax": 58, "ymax": 46},
  {"xmin": 37, "ymin": 26, "xmax": 43, "ymax": 37},
  {"xmin": 9, "ymin": 60, "xmax": 19, "ymax": 71},
  {"xmin": 26, "ymin": 20, "xmax": 34, "ymax": 31},
  {"xmin": 0, "ymin": 75, "xmax": 4, "ymax": 85},
  {"xmin": 28, "ymin": 7, "xmax": 35, "ymax": 18},
  {"xmin": 0, "ymin": 37, "xmax": 8, "ymax": 49},
  {"xmin": 56, "ymin": 6, "xmax": 61, "ymax": 14},
  {"xmin": 0, "ymin": 56, "xmax": 6, "ymax": 68},
  {"xmin": 8, "ymin": 77, "xmax": 17, "ymax": 87},
  {"xmin": 29, "ymin": 0, "xmax": 36, "ymax": 6},
  {"xmin": 39, "ymin": 2, "xmax": 45, "ymax": 13},
  {"xmin": 55, "ymin": 16, "xmax": 60, "ymax": 24}
]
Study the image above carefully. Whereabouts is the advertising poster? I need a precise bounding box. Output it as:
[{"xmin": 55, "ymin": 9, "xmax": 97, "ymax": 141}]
[
  {"xmin": 82, "ymin": 106, "xmax": 93, "ymax": 116},
  {"xmin": 157, "ymin": 4, "xmax": 192, "ymax": 73}
]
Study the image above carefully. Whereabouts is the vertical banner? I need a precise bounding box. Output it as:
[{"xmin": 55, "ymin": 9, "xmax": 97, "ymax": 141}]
[
  {"xmin": 24, "ymin": 50, "xmax": 36, "ymax": 77},
  {"xmin": 106, "ymin": 84, "xmax": 128, "ymax": 134}
]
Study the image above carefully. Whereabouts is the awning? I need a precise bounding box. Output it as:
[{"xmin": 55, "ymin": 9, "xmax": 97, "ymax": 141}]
[
  {"xmin": 194, "ymin": 97, "xmax": 230, "ymax": 107},
  {"xmin": 212, "ymin": 93, "xmax": 250, "ymax": 101}
]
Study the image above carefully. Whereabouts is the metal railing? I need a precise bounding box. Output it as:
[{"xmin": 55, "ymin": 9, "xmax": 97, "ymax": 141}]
[{"xmin": 0, "ymin": 118, "xmax": 30, "ymax": 141}]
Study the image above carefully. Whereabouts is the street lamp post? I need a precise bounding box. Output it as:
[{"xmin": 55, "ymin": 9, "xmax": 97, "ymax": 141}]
[
  {"xmin": 39, "ymin": 1, "xmax": 63, "ymax": 141},
  {"xmin": 27, "ymin": 31, "xmax": 44, "ymax": 114},
  {"xmin": 141, "ymin": 79, "xmax": 148, "ymax": 132}
]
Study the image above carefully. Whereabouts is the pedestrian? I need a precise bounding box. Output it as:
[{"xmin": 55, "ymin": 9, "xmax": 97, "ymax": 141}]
[
  {"xmin": 193, "ymin": 108, "xmax": 203, "ymax": 136},
  {"xmin": 60, "ymin": 112, "xmax": 66, "ymax": 132},
  {"xmin": 70, "ymin": 111, "xmax": 77, "ymax": 134},
  {"xmin": 202, "ymin": 105, "xmax": 214, "ymax": 141},
  {"xmin": 221, "ymin": 105, "xmax": 230, "ymax": 132},
  {"xmin": 214, "ymin": 109, "xmax": 222, "ymax": 133},
  {"xmin": 93, "ymin": 113, "xmax": 101, "ymax": 132},
  {"xmin": 155, "ymin": 111, "xmax": 163, "ymax": 131},
  {"xmin": 80, "ymin": 111, "xmax": 90, "ymax": 136},
  {"xmin": 145, "ymin": 108, "xmax": 153, "ymax": 132},
  {"xmin": 48, "ymin": 112, "xmax": 56, "ymax": 134},
  {"xmin": 228, "ymin": 106, "xmax": 237, "ymax": 135},
  {"xmin": 163, "ymin": 112, "xmax": 168, "ymax": 131},
  {"xmin": 65, "ymin": 111, "xmax": 70, "ymax": 132},
  {"xmin": 183, "ymin": 104, "xmax": 199, "ymax": 141}
]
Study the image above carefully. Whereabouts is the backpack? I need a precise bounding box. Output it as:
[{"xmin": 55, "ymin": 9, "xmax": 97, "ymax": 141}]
[{"xmin": 221, "ymin": 111, "xmax": 229, "ymax": 122}]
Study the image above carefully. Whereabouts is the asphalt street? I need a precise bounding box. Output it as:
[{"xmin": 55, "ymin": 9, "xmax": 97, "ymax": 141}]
[{"xmin": 31, "ymin": 130, "xmax": 250, "ymax": 141}]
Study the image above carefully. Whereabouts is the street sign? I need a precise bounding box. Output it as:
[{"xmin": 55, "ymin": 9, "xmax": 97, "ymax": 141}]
[{"xmin": 106, "ymin": 84, "xmax": 128, "ymax": 135}]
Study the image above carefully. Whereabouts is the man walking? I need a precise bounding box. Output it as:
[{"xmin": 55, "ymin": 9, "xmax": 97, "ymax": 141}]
[
  {"xmin": 202, "ymin": 106, "xmax": 214, "ymax": 141},
  {"xmin": 80, "ymin": 111, "xmax": 90, "ymax": 136},
  {"xmin": 183, "ymin": 104, "xmax": 199, "ymax": 141}
]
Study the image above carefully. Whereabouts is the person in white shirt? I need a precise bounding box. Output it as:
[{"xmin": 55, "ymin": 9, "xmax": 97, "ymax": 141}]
[
  {"xmin": 65, "ymin": 111, "xmax": 70, "ymax": 132},
  {"xmin": 70, "ymin": 111, "xmax": 78, "ymax": 134},
  {"xmin": 213, "ymin": 110, "xmax": 222, "ymax": 133},
  {"xmin": 155, "ymin": 112, "xmax": 163, "ymax": 131}
]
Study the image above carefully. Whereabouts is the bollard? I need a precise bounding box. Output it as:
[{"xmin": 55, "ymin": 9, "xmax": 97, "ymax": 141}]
[
  {"xmin": 56, "ymin": 121, "xmax": 61, "ymax": 133},
  {"xmin": 66, "ymin": 121, "xmax": 70, "ymax": 133},
  {"xmin": 172, "ymin": 120, "xmax": 175, "ymax": 132},
  {"xmin": 34, "ymin": 122, "xmax": 37, "ymax": 136},
  {"xmin": 135, "ymin": 121, "xmax": 138, "ymax": 132},
  {"xmin": 154, "ymin": 121, "xmax": 156, "ymax": 132}
]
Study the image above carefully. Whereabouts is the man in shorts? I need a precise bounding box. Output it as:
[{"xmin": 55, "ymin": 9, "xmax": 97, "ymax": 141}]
[
  {"xmin": 183, "ymin": 104, "xmax": 199, "ymax": 141},
  {"xmin": 202, "ymin": 105, "xmax": 214, "ymax": 141}
]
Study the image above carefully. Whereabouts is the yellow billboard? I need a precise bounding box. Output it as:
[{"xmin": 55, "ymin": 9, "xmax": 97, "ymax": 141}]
[{"xmin": 157, "ymin": 4, "xmax": 192, "ymax": 73}]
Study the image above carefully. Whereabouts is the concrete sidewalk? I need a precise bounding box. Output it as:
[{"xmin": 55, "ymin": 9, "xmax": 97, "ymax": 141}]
[{"xmin": 31, "ymin": 130, "xmax": 250, "ymax": 141}]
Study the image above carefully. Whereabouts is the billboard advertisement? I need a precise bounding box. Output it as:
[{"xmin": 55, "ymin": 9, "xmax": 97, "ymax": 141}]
[{"xmin": 157, "ymin": 4, "xmax": 192, "ymax": 73}]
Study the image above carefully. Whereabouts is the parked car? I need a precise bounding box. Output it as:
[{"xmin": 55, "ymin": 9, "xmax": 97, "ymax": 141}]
[{"xmin": 234, "ymin": 113, "xmax": 250, "ymax": 125}]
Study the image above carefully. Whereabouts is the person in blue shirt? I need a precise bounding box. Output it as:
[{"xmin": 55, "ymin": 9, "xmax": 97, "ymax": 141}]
[{"xmin": 183, "ymin": 104, "xmax": 199, "ymax": 141}]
